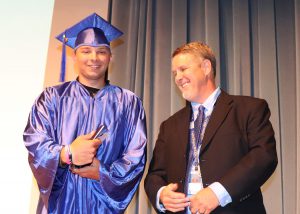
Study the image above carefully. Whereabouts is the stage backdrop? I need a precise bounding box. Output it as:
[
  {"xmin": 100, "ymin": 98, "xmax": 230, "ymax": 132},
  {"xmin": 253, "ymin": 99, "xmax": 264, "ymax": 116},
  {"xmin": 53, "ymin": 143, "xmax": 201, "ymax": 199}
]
[{"xmin": 108, "ymin": 0, "xmax": 300, "ymax": 214}]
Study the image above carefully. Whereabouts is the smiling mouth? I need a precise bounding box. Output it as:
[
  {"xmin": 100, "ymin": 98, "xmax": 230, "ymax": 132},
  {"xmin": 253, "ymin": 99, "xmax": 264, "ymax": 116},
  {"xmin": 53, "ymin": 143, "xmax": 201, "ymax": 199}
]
[
  {"xmin": 88, "ymin": 65, "xmax": 101, "ymax": 69},
  {"xmin": 181, "ymin": 82, "xmax": 190, "ymax": 88}
]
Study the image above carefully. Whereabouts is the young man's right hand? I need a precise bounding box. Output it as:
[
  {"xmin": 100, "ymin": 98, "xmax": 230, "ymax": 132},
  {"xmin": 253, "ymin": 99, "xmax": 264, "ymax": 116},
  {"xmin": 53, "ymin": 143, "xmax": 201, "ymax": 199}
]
[{"xmin": 69, "ymin": 131, "xmax": 102, "ymax": 165}]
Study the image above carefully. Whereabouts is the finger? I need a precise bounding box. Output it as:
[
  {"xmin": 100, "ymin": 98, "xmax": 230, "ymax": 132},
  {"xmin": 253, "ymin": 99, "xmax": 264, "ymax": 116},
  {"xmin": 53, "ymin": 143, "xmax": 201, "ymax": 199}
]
[
  {"xmin": 70, "ymin": 166, "xmax": 78, "ymax": 174},
  {"xmin": 190, "ymin": 204, "xmax": 207, "ymax": 214},
  {"xmin": 168, "ymin": 183, "xmax": 179, "ymax": 191},
  {"xmin": 162, "ymin": 195, "xmax": 190, "ymax": 211},
  {"xmin": 169, "ymin": 192, "xmax": 189, "ymax": 200},
  {"xmin": 165, "ymin": 201, "xmax": 190, "ymax": 209},
  {"xmin": 167, "ymin": 207, "xmax": 185, "ymax": 213},
  {"xmin": 164, "ymin": 189, "xmax": 187, "ymax": 200},
  {"xmin": 163, "ymin": 197, "xmax": 189, "ymax": 206},
  {"xmin": 93, "ymin": 138, "xmax": 102, "ymax": 147},
  {"xmin": 168, "ymin": 197, "xmax": 190, "ymax": 204},
  {"xmin": 82, "ymin": 131, "xmax": 95, "ymax": 140},
  {"xmin": 164, "ymin": 201, "xmax": 189, "ymax": 213},
  {"xmin": 189, "ymin": 203, "xmax": 199, "ymax": 213},
  {"xmin": 199, "ymin": 209, "xmax": 207, "ymax": 214},
  {"xmin": 164, "ymin": 183, "xmax": 185, "ymax": 198},
  {"xmin": 72, "ymin": 166, "xmax": 91, "ymax": 176}
]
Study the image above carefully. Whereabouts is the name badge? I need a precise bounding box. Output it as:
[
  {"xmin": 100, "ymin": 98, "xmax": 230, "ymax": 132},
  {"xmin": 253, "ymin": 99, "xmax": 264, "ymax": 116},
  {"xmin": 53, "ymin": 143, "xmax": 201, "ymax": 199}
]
[
  {"xmin": 188, "ymin": 182, "xmax": 203, "ymax": 195},
  {"xmin": 188, "ymin": 167, "xmax": 203, "ymax": 196}
]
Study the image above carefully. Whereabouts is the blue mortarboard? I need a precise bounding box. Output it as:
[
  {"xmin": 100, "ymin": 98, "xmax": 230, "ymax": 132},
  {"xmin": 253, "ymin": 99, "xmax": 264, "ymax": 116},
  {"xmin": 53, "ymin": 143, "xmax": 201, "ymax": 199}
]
[{"xmin": 56, "ymin": 13, "xmax": 123, "ymax": 82}]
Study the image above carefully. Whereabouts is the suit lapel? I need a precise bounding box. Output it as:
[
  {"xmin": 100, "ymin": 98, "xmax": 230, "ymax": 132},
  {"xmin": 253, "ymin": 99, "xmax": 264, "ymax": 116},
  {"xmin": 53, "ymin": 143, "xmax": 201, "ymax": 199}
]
[
  {"xmin": 176, "ymin": 104, "xmax": 191, "ymax": 163},
  {"xmin": 200, "ymin": 90, "xmax": 233, "ymax": 153},
  {"xmin": 174, "ymin": 103, "xmax": 191, "ymax": 174}
]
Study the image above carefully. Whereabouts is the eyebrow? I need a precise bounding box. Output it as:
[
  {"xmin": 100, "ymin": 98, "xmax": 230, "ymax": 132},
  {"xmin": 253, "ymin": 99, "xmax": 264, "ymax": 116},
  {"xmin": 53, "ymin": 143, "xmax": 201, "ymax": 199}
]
[
  {"xmin": 96, "ymin": 47, "xmax": 109, "ymax": 50},
  {"xmin": 173, "ymin": 65, "xmax": 190, "ymax": 70}
]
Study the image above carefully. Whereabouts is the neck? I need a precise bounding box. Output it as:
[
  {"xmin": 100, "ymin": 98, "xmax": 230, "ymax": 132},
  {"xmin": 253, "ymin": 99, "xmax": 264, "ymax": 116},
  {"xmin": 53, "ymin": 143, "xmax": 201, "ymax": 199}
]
[
  {"xmin": 78, "ymin": 77, "xmax": 106, "ymax": 89},
  {"xmin": 196, "ymin": 81, "xmax": 217, "ymax": 104}
]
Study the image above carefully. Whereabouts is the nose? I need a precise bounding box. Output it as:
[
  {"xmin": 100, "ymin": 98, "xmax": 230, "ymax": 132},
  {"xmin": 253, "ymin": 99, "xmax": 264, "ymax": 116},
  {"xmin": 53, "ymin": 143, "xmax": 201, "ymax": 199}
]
[
  {"xmin": 175, "ymin": 70, "xmax": 183, "ymax": 83},
  {"xmin": 90, "ymin": 51, "xmax": 98, "ymax": 61}
]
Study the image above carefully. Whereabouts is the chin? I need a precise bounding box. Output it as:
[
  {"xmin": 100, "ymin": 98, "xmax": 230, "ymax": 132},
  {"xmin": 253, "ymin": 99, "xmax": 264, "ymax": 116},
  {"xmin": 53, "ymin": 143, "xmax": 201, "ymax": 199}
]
[
  {"xmin": 182, "ymin": 93, "xmax": 198, "ymax": 103},
  {"xmin": 182, "ymin": 92, "xmax": 191, "ymax": 101}
]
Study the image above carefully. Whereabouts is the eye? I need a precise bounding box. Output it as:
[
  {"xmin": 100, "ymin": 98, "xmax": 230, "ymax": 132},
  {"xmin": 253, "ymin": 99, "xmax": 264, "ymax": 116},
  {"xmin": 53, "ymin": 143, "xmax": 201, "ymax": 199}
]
[
  {"xmin": 80, "ymin": 49, "xmax": 90, "ymax": 54},
  {"xmin": 172, "ymin": 68, "xmax": 186, "ymax": 77},
  {"xmin": 97, "ymin": 50, "xmax": 107, "ymax": 55},
  {"xmin": 178, "ymin": 67, "xmax": 187, "ymax": 73},
  {"xmin": 96, "ymin": 48, "xmax": 110, "ymax": 55}
]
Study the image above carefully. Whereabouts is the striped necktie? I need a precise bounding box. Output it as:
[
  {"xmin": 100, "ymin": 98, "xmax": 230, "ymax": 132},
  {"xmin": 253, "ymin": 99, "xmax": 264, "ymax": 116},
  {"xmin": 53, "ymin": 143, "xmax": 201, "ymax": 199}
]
[
  {"xmin": 194, "ymin": 105, "xmax": 205, "ymax": 145},
  {"xmin": 185, "ymin": 105, "xmax": 206, "ymax": 213}
]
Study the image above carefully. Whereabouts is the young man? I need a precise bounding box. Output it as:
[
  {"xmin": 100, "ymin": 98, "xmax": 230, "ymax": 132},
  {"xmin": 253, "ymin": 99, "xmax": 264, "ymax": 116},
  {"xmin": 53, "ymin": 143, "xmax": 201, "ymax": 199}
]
[
  {"xmin": 23, "ymin": 13, "xmax": 147, "ymax": 214},
  {"xmin": 144, "ymin": 42, "xmax": 277, "ymax": 214}
]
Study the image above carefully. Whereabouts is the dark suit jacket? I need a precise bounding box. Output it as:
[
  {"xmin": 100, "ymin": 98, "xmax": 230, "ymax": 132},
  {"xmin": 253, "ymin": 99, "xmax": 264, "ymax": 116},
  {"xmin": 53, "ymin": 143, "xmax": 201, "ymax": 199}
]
[{"xmin": 144, "ymin": 90, "xmax": 278, "ymax": 214}]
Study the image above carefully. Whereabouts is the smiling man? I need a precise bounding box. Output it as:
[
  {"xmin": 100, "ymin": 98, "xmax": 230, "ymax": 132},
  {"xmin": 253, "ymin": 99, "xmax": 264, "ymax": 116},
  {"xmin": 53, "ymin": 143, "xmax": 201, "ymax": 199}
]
[
  {"xmin": 75, "ymin": 45, "xmax": 111, "ymax": 88},
  {"xmin": 23, "ymin": 13, "xmax": 147, "ymax": 214},
  {"xmin": 144, "ymin": 42, "xmax": 277, "ymax": 214}
]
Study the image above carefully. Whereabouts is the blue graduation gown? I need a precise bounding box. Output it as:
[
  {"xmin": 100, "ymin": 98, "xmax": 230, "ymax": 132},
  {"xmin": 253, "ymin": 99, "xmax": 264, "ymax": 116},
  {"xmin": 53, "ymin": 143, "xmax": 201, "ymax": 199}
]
[{"xmin": 23, "ymin": 81, "xmax": 147, "ymax": 214}]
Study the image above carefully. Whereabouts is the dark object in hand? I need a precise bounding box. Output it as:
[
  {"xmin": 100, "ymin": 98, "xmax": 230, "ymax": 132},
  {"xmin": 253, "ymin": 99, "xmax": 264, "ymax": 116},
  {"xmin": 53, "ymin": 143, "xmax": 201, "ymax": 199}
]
[{"xmin": 91, "ymin": 124, "xmax": 107, "ymax": 139}]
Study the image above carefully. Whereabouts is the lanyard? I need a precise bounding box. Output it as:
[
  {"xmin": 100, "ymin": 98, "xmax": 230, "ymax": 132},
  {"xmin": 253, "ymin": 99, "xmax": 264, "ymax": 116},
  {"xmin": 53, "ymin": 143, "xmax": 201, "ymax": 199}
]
[
  {"xmin": 190, "ymin": 129, "xmax": 201, "ymax": 171},
  {"xmin": 190, "ymin": 108, "xmax": 205, "ymax": 171}
]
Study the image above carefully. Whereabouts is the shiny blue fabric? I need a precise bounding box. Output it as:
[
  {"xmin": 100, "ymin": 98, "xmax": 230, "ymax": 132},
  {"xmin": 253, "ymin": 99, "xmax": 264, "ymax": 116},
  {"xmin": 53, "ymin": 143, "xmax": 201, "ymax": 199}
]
[
  {"xmin": 56, "ymin": 13, "xmax": 123, "ymax": 49},
  {"xmin": 23, "ymin": 81, "xmax": 147, "ymax": 214},
  {"xmin": 74, "ymin": 28, "xmax": 109, "ymax": 50}
]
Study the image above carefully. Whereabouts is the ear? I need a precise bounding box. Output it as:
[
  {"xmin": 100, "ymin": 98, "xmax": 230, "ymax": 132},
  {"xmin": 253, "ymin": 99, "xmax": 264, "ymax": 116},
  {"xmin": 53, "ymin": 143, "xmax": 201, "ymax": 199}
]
[
  {"xmin": 72, "ymin": 51, "xmax": 77, "ymax": 61},
  {"xmin": 109, "ymin": 53, "xmax": 113, "ymax": 62},
  {"xmin": 202, "ymin": 59, "xmax": 212, "ymax": 76}
]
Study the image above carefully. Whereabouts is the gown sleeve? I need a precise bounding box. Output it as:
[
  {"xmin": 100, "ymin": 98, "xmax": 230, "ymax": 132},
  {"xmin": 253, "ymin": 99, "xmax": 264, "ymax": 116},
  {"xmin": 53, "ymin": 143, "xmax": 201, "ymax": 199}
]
[
  {"xmin": 98, "ymin": 95, "xmax": 147, "ymax": 211},
  {"xmin": 23, "ymin": 88, "xmax": 65, "ymax": 207}
]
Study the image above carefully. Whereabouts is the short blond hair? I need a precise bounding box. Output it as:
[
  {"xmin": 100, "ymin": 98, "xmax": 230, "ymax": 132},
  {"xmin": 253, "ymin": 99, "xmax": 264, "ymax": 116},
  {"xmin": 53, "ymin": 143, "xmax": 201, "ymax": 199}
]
[{"xmin": 172, "ymin": 42, "xmax": 216, "ymax": 77}]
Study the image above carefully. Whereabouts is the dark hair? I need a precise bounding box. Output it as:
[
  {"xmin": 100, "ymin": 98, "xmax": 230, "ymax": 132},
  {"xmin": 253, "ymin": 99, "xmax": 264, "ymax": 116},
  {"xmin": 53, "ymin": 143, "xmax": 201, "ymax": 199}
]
[{"xmin": 172, "ymin": 42, "xmax": 216, "ymax": 77}]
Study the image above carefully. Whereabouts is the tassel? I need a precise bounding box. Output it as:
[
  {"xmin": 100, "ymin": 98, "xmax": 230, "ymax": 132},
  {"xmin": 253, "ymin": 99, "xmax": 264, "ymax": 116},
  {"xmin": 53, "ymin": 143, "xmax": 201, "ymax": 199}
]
[{"xmin": 59, "ymin": 33, "xmax": 67, "ymax": 82}]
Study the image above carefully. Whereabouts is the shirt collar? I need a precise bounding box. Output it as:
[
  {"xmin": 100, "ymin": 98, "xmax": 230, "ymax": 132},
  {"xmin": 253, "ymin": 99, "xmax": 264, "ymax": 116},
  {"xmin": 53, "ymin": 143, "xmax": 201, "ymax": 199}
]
[{"xmin": 191, "ymin": 87, "xmax": 221, "ymax": 117}]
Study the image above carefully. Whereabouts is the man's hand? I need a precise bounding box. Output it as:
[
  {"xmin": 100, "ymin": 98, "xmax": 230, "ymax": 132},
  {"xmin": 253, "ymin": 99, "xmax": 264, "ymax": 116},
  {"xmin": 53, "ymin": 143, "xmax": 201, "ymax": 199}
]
[
  {"xmin": 70, "ymin": 131, "xmax": 102, "ymax": 166},
  {"xmin": 189, "ymin": 187, "xmax": 219, "ymax": 214},
  {"xmin": 70, "ymin": 158, "xmax": 100, "ymax": 180},
  {"xmin": 160, "ymin": 183, "xmax": 190, "ymax": 212}
]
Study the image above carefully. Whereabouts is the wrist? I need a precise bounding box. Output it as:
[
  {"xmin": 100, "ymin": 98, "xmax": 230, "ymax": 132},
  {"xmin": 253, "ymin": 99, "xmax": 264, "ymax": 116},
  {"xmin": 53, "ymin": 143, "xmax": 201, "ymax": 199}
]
[
  {"xmin": 156, "ymin": 186, "xmax": 167, "ymax": 212},
  {"xmin": 65, "ymin": 145, "xmax": 72, "ymax": 164},
  {"xmin": 209, "ymin": 182, "xmax": 232, "ymax": 207},
  {"xmin": 59, "ymin": 147, "xmax": 68, "ymax": 167},
  {"xmin": 60, "ymin": 145, "xmax": 72, "ymax": 165}
]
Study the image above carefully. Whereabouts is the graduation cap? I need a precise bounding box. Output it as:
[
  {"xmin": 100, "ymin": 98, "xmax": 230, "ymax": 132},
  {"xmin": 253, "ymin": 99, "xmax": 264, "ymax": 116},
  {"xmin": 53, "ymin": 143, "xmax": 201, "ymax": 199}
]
[{"xmin": 56, "ymin": 13, "xmax": 123, "ymax": 82}]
